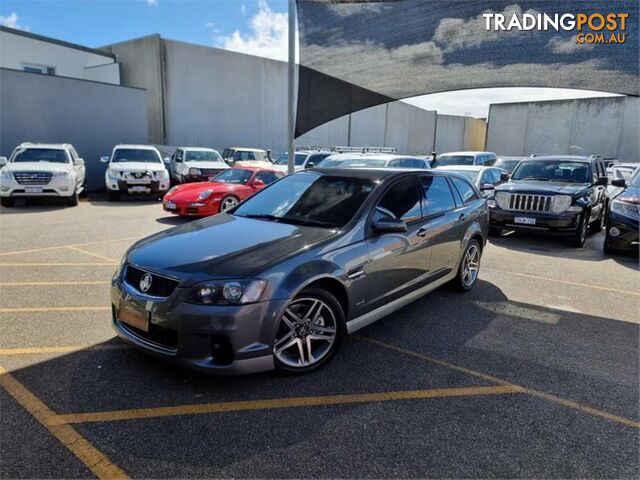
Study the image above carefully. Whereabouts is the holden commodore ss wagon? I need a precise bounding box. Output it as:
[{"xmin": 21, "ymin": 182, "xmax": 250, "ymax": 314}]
[{"xmin": 111, "ymin": 168, "xmax": 488, "ymax": 374}]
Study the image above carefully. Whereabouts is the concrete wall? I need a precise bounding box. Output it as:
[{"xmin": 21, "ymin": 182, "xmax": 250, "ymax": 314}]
[
  {"xmin": 0, "ymin": 28, "xmax": 120, "ymax": 84},
  {"xmin": 0, "ymin": 68, "xmax": 147, "ymax": 190},
  {"xmin": 486, "ymin": 96, "xmax": 639, "ymax": 159}
]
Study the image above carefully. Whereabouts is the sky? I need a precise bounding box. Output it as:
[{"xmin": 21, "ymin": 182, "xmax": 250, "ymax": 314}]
[{"xmin": 0, "ymin": 0, "xmax": 617, "ymax": 117}]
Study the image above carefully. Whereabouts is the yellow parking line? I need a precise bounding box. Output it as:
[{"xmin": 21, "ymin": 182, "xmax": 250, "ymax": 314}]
[
  {"xmin": 0, "ymin": 306, "xmax": 110, "ymax": 313},
  {"xmin": 0, "ymin": 263, "xmax": 116, "ymax": 266},
  {"xmin": 0, "ymin": 237, "xmax": 139, "ymax": 257},
  {"xmin": 359, "ymin": 336, "xmax": 640, "ymax": 429},
  {"xmin": 483, "ymin": 268, "xmax": 640, "ymax": 297},
  {"xmin": 52, "ymin": 385, "xmax": 522, "ymax": 425},
  {"xmin": 0, "ymin": 366, "xmax": 129, "ymax": 479},
  {"xmin": 0, "ymin": 281, "xmax": 108, "ymax": 286},
  {"xmin": 66, "ymin": 246, "xmax": 118, "ymax": 263},
  {"xmin": 0, "ymin": 344, "xmax": 129, "ymax": 356}
]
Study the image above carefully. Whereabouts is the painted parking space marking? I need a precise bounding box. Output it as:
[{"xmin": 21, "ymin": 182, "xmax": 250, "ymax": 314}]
[
  {"xmin": 0, "ymin": 237, "xmax": 139, "ymax": 257},
  {"xmin": 0, "ymin": 306, "xmax": 110, "ymax": 313},
  {"xmin": 0, "ymin": 365, "xmax": 129, "ymax": 479},
  {"xmin": 359, "ymin": 336, "xmax": 640, "ymax": 429},
  {"xmin": 0, "ymin": 344, "xmax": 129, "ymax": 356},
  {"xmin": 0, "ymin": 263, "xmax": 116, "ymax": 266},
  {"xmin": 50, "ymin": 385, "xmax": 523, "ymax": 425},
  {"xmin": 0, "ymin": 281, "xmax": 108, "ymax": 286},
  {"xmin": 482, "ymin": 267, "xmax": 640, "ymax": 297},
  {"xmin": 66, "ymin": 246, "xmax": 118, "ymax": 263}
]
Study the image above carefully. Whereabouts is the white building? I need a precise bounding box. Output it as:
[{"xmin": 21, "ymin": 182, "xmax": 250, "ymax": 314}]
[{"xmin": 0, "ymin": 26, "xmax": 120, "ymax": 85}]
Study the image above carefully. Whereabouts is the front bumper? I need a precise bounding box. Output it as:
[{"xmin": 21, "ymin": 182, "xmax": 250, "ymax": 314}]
[
  {"xmin": 489, "ymin": 208, "xmax": 581, "ymax": 235},
  {"xmin": 111, "ymin": 275, "xmax": 286, "ymax": 375},
  {"xmin": 163, "ymin": 198, "xmax": 219, "ymax": 216},
  {"xmin": 107, "ymin": 180, "xmax": 170, "ymax": 195},
  {"xmin": 0, "ymin": 181, "xmax": 75, "ymax": 198},
  {"xmin": 605, "ymin": 211, "xmax": 639, "ymax": 253}
]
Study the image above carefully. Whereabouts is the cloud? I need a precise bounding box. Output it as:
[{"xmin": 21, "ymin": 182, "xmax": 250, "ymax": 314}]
[
  {"xmin": 326, "ymin": 2, "xmax": 388, "ymax": 17},
  {"xmin": 146, "ymin": 0, "xmax": 158, "ymax": 6},
  {"xmin": 548, "ymin": 35, "xmax": 594, "ymax": 54},
  {"xmin": 241, "ymin": 3, "xmax": 246, "ymax": 16},
  {"xmin": 0, "ymin": 12, "xmax": 27, "ymax": 30},
  {"xmin": 219, "ymin": 0, "xmax": 290, "ymax": 61}
]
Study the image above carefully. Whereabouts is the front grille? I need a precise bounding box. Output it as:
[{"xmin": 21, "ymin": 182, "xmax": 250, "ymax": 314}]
[
  {"xmin": 123, "ymin": 171, "xmax": 153, "ymax": 181},
  {"xmin": 507, "ymin": 194, "xmax": 553, "ymax": 213},
  {"xmin": 13, "ymin": 171, "xmax": 52, "ymax": 185},
  {"xmin": 124, "ymin": 265, "xmax": 179, "ymax": 298},
  {"xmin": 119, "ymin": 321, "xmax": 178, "ymax": 351}
]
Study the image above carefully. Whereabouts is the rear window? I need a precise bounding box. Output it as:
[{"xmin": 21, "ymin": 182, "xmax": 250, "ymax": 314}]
[
  {"xmin": 12, "ymin": 148, "xmax": 69, "ymax": 164},
  {"xmin": 433, "ymin": 155, "xmax": 474, "ymax": 167}
]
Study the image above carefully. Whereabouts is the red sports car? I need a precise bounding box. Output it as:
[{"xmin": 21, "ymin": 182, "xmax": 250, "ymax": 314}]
[{"xmin": 162, "ymin": 167, "xmax": 283, "ymax": 217}]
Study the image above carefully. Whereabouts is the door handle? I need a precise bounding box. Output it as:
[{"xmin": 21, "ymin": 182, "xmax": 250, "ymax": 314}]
[
  {"xmin": 417, "ymin": 227, "xmax": 428, "ymax": 237},
  {"xmin": 458, "ymin": 213, "xmax": 468, "ymax": 221}
]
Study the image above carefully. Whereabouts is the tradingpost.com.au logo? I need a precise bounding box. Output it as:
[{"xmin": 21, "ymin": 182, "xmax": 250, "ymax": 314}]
[{"xmin": 483, "ymin": 11, "xmax": 629, "ymax": 45}]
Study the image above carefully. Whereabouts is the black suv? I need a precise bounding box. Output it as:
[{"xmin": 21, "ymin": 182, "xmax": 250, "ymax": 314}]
[{"xmin": 489, "ymin": 155, "xmax": 609, "ymax": 247}]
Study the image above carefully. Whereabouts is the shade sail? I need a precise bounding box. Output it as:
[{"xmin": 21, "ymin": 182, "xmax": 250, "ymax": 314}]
[{"xmin": 295, "ymin": 0, "xmax": 639, "ymax": 136}]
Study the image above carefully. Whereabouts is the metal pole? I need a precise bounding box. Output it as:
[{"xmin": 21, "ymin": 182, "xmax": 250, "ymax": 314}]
[{"xmin": 287, "ymin": 0, "xmax": 296, "ymax": 175}]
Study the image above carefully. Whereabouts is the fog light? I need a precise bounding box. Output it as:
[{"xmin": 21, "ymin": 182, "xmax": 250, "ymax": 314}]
[
  {"xmin": 0, "ymin": 187, "xmax": 9, "ymax": 192},
  {"xmin": 609, "ymin": 227, "xmax": 621, "ymax": 237},
  {"xmin": 59, "ymin": 185, "xmax": 69, "ymax": 192}
]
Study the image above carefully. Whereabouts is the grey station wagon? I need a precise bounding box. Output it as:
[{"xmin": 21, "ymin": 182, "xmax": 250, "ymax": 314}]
[{"xmin": 111, "ymin": 169, "xmax": 488, "ymax": 374}]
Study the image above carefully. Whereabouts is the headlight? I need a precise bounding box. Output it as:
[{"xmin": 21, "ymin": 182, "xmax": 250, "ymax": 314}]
[
  {"xmin": 189, "ymin": 168, "xmax": 201, "ymax": 176},
  {"xmin": 158, "ymin": 170, "xmax": 169, "ymax": 180},
  {"xmin": 0, "ymin": 169, "xmax": 11, "ymax": 179},
  {"xmin": 166, "ymin": 186, "xmax": 178, "ymax": 196},
  {"xmin": 611, "ymin": 198, "xmax": 640, "ymax": 219},
  {"xmin": 551, "ymin": 195, "xmax": 572, "ymax": 214},
  {"xmin": 187, "ymin": 279, "xmax": 266, "ymax": 305},
  {"xmin": 197, "ymin": 189, "xmax": 213, "ymax": 201},
  {"xmin": 108, "ymin": 169, "xmax": 120, "ymax": 179},
  {"xmin": 52, "ymin": 171, "xmax": 69, "ymax": 178},
  {"xmin": 495, "ymin": 192, "xmax": 510, "ymax": 210},
  {"xmin": 113, "ymin": 254, "xmax": 127, "ymax": 281}
]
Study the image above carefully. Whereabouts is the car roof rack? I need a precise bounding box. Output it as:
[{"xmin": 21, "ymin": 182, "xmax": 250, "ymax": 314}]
[
  {"xmin": 331, "ymin": 146, "xmax": 397, "ymax": 153},
  {"xmin": 295, "ymin": 145, "xmax": 331, "ymax": 151}
]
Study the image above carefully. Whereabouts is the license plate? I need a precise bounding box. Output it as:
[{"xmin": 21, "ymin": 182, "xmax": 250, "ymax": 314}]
[
  {"xmin": 130, "ymin": 186, "xmax": 148, "ymax": 192},
  {"xmin": 514, "ymin": 216, "xmax": 536, "ymax": 225},
  {"xmin": 119, "ymin": 304, "xmax": 149, "ymax": 332},
  {"xmin": 25, "ymin": 186, "xmax": 43, "ymax": 193},
  {"xmin": 165, "ymin": 201, "xmax": 176, "ymax": 210}
]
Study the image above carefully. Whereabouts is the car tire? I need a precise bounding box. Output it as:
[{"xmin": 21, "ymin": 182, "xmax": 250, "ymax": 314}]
[
  {"xmin": 1, "ymin": 197, "xmax": 15, "ymax": 207},
  {"xmin": 569, "ymin": 213, "xmax": 588, "ymax": 248},
  {"xmin": 488, "ymin": 227, "xmax": 502, "ymax": 237},
  {"xmin": 67, "ymin": 189, "xmax": 79, "ymax": 207},
  {"xmin": 273, "ymin": 287, "xmax": 346, "ymax": 374},
  {"xmin": 603, "ymin": 237, "xmax": 617, "ymax": 255},
  {"xmin": 219, "ymin": 195, "xmax": 239, "ymax": 213},
  {"xmin": 589, "ymin": 206, "xmax": 606, "ymax": 234},
  {"xmin": 107, "ymin": 190, "xmax": 119, "ymax": 202},
  {"xmin": 453, "ymin": 239, "xmax": 482, "ymax": 292}
]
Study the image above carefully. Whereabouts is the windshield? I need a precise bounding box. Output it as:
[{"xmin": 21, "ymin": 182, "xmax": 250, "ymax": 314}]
[
  {"xmin": 212, "ymin": 168, "xmax": 253, "ymax": 184},
  {"xmin": 612, "ymin": 166, "xmax": 637, "ymax": 180},
  {"xmin": 274, "ymin": 153, "xmax": 307, "ymax": 166},
  {"xmin": 237, "ymin": 150, "xmax": 268, "ymax": 162},
  {"xmin": 511, "ymin": 160, "xmax": 591, "ymax": 183},
  {"xmin": 433, "ymin": 155, "xmax": 474, "ymax": 167},
  {"xmin": 12, "ymin": 148, "xmax": 69, "ymax": 164},
  {"xmin": 185, "ymin": 150, "xmax": 222, "ymax": 162},
  {"xmin": 234, "ymin": 172, "xmax": 376, "ymax": 228},
  {"xmin": 112, "ymin": 149, "xmax": 161, "ymax": 163},
  {"xmin": 630, "ymin": 170, "xmax": 640, "ymax": 188},
  {"xmin": 493, "ymin": 159, "xmax": 521, "ymax": 173},
  {"xmin": 339, "ymin": 159, "xmax": 388, "ymax": 168}
]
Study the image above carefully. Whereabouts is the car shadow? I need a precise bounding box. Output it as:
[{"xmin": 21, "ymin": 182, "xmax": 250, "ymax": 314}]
[{"xmin": 155, "ymin": 216, "xmax": 196, "ymax": 226}]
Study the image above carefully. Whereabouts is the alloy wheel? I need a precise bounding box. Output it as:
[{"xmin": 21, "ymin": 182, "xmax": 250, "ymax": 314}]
[
  {"xmin": 461, "ymin": 244, "xmax": 480, "ymax": 288},
  {"xmin": 274, "ymin": 297, "xmax": 337, "ymax": 368},
  {"xmin": 220, "ymin": 196, "xmax": 238, "ymax": 212}
]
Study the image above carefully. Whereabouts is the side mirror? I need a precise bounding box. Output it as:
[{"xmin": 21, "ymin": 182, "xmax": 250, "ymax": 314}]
[
  {"xmin": 163, "ymin": 157, "xmax": 171, "ymax": 164},
  {"xmin": 481, "ymin": 183, "xmax": 495, "ymax": 191},
  {"xmin": 305, "ymin": 162, "xmax": 315, "ymax": 169},
  {"xmin": 251, "ymin": 179, "xmax": 265, "ymax": 188},
  {"xmin": 372, "ymin": 217, "xmax": 407, "ymax": 234},
  {"xmin": 611, "ymin": 178, "xmax": 626, "ymax": 188},
  {"xmin": 596, "ymin": 176, "xmax": 608, "ymax": 186},
  {"xmin": 100, "ymin": 156, "xmax": 110, "ymax": 163},
  {"xmin": 75, "ymin": 158, "xmax": 85, "ymax": 166},
  {"xmin": 0, "ymin": 156, "xmax": 7, "ymax": 167},
  {"xmin": 500, "ymin": 172, "xmax": 510, "ymax": 182}
]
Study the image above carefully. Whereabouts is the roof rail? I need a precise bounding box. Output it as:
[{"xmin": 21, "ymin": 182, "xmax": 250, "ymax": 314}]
[
  {"xmin": 332, "ymin": 146, "xmax": 397, "ymax": 153},
  {"xmin": 295, "ymin": 145, "xmax": 330, "ymax": 151}
]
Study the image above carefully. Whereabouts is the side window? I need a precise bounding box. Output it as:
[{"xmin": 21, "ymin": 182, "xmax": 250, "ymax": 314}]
[
  {"xmin": 377, "ymin": 177, "xmax": 422, "ymax": 222},
  {"xmin": 421, "ymin": 176, "xmax": 456, "ymax": 216},
  {"xmin": 68, "ymin": 149, "xmax": 77, "ymax": 163},
  {"xmin": 387, "ymin": 159, "xmax": 401, "ymax": 167},
  {"xmin": 176, "ymin": 150, "xmax": 183, "ymax": 162},
  {"xmin": 451, "ymin": 177, "xmax": 479, "ymax": 204},
  {"xmin": 485, "ymin": 155, "xmax": 497, "ymax": 166},
  {"xmin": 490, "ymin": 169, "xmax": 502, "ymax": 183},
  {"xmin": 255, "ymin": 171, "xmax": 277, "ymax": 184}
]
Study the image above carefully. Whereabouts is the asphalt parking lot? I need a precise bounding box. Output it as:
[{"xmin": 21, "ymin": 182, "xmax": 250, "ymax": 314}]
[{"xmin": 1, "ymin": 196, "xmax": 638, "ymax": 479}]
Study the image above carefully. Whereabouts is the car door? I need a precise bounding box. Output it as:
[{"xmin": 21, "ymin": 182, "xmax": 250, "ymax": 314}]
[
  {"xmin": 68, "ymin": 149, "xmax": 85, "ymax": 188},
  {"xmin": 362, "ymin": 176, "xmax": 431, "ymax": 312},
  {"xmin": 419, "ymin": 174, "xmax": 464, "ymax": 275}
]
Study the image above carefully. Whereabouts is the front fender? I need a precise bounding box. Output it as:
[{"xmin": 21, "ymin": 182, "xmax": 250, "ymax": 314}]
[{"xmin": 272, "ymin": 259, "xmax": 347, "ymax": 302}]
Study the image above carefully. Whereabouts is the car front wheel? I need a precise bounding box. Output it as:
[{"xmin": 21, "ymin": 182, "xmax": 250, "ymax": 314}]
[
  {"xmin": 273, "ymin": 287, "xmax": 345, "ymax": 374},
  {"xmin": 569, "ymin": 213, "xmax": 588, "ymax": 248},
  {"xmin": 219, "ymin": 195, "xmax": 239, "ymax": 212},
  {"xmin": 454, "ymin": 239, "xmax": 482, "ymax": 291},
  {"xmin": 1, "ymin": 197, "xmax": 15, "ymax": 207}
]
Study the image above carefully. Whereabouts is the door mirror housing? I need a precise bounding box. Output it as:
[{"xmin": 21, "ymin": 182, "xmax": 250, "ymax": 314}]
[
  {"xmin": 0, "ymin": 156, "xmax": 7, "ymax": 167},
  {"xmin": 305, "ymin": 162, "xmax": 315, "ymax": 169},
  {"xmin": 500, "ymin": 172, "xmax": 510, "ymax": 182},
  {"xmin": 100, "ymin": 156, "xmax": 110, "ymax": 163},
  {"xmin": 611, "ymin": 178, "xmax": 626, "ymax": 188},
  {"xmin": 595, "ymin": 176, "xmax": 608, "ymax": 186},
  {"xmin": 74, "ymin": 158, "xmax": 85, "ymax": 166},
  {"xmin": 481, "ymin": 183, "xmax": 495, "ymax": 191},
  {"xmin": 372, "ymin": 217, "xmax": 408, "ymax": 234},
  {"xmin": 251, "ymin": 179, "xmax": 266, "ymax": 189},
  {"xmin": 163, "ymin": 157, "xmax": 171, "ymax": 164}
]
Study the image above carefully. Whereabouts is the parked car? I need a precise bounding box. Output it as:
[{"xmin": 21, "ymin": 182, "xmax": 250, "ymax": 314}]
[
  {"xmin": 101, "ymin": 144, "xmax": 171, "ymax": 201},
  {"xmin": 603, "ymin": 169, "xmax": 639, "ymax": 255},
  {"xmin": 431, "ymin": 151, "xmax": 497, "ymax": 168},
  {"xmin": 493, "ymin": 156, "xmax": 526, "ymax": 174},
  {"xmin": 162, "ymin": 167, "xmax": 283, "ymax": 216},
  {"xmin": 316, "ymin": 154, "xmax": 429, "ymax": 169},
  {"xmin": 0, "ymin": 143, "xmax": 86, "ymax": 207},
  {"xmin": 489, "ymin": 155, "xmax": 609, "ymax": 247},
  {"xmin": 272, "ymin": 150, "xmax": 332, "ymax": 174},
  {"xmin": 112, "ymin": 168, "xmax": 488, "ymax": 374},
  {"xmin": 221, "ymin": 147, "xmax": 271, "ymax": 167},
  {"xmin": 607, "ymin": 163, "xmax": 638, "ymax": 197},
  {"xmin": 435, "ymin": 165, "xmax": 507, "ymax": 197},
  {"xmin": 169, "ymin": 147, "xmax": 228, "ymax": 183}
]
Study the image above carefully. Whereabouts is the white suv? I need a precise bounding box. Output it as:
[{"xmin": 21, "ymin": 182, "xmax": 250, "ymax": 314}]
[
  {"xmin": 101, "ymin": 144, "xmax": 170, "ymax": 201},
  {"xmin": 0, "ymin": 143, "xmax": 86, "ymax": 207},
  {"xmin": 169, "ymin": 147, "xmax": 229, "ymax": 183}
]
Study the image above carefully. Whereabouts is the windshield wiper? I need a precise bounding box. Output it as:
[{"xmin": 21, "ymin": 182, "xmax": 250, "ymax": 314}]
[
  {"xmin": 279, "ymin": 216, "xmax": 339, "ymax": 228},
  {"xmin": 519, "ymin": 177, "xmax": 551, "ymax": 181},
  {"xmin": 241, "ymin": 214, "xmax": 281, "ymax": 222}
]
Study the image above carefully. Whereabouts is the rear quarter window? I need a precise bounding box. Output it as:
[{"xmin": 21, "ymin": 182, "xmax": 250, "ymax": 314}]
[{"xmin": 451, "ymin": 177, "xmax": 479, "ymax": 203}]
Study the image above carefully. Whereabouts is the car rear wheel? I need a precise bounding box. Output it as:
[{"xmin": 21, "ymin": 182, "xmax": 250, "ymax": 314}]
[
  {"xmin": 273, "ymin": 288, "xmax": 345, "ymax": 374},
  {"xmin": 453, "ymin": 239, "xmax": 482, "ymax": 291},
  {"xmin": 219, "ymin": 195, "xmax": 239, "ymax": 212},
  {"xmin": 1, "ymin": 197, "xmax": 15, "ymax": 207},
  {"xmin": 107, "ymin": 190, "xmax": 119, "ymax": 202}
]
